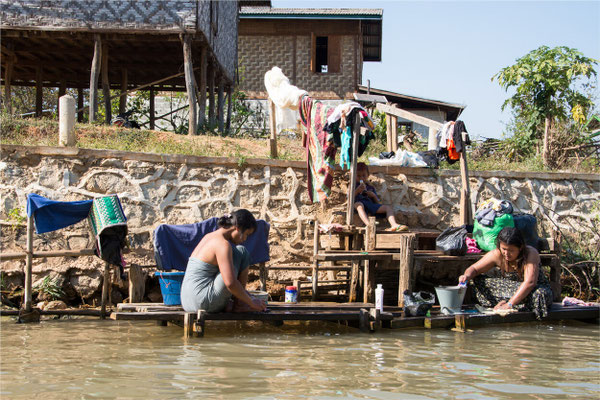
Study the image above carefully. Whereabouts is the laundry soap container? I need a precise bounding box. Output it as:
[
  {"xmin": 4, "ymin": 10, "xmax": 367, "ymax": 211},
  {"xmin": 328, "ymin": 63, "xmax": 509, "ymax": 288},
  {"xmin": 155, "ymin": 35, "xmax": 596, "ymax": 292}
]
[{"xmin": 434, "ymin": 285, "xmax": 467, "ymax": 315}]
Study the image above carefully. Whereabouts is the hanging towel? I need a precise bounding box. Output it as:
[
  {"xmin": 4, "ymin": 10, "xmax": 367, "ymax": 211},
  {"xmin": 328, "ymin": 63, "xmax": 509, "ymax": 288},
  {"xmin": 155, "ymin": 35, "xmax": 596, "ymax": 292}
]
[
  {"xmin": 299, "ymin": 94, "xmax": 337, "ymax": 203},
  {"xmin": 26, "ymin": 193, "xmax": 93, "ymax": 234},
  {"xmin": 153, "ymin": 218, "xmax": 270, "ymax": 271}
]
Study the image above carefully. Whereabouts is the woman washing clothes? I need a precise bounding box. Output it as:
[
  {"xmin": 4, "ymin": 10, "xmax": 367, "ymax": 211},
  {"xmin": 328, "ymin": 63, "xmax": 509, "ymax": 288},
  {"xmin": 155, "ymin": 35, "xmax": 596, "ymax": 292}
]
[
  {"xmin": 181, "ymin": 209, "xmax": 267, "ymax": 313},
  {"xmin": 458, "ymin": 227, "xmax": 552, "ymax": 319}
]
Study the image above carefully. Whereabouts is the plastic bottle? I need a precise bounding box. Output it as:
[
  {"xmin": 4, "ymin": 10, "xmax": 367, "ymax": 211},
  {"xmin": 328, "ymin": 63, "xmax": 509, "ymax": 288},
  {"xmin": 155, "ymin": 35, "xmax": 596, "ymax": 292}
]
[
  {"xmin": 375, "ymin": 284, "xmax": 384, "ymax": 312},
  {"xmin": 285, "ymin": 286, "xmax": 298, "ymax": 303}
]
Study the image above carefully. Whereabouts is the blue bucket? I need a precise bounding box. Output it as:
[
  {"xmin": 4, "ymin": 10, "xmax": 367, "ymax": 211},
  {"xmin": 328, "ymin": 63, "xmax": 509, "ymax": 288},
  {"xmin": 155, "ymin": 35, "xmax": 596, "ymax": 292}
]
[{"xmin": 156, "ymin": 271, "xmax": 185, "ymax": 306}]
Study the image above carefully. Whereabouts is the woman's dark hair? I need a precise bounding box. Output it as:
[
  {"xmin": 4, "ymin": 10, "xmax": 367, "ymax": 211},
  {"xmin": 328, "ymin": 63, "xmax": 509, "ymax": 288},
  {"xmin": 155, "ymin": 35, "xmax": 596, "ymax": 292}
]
[
  {"xmin": 218, "ymin": 209, "xmax": 257, "ymax": 232},
  {"xmin": 496, "ymin": 226, "xmax": 528, "ymax": 277}
]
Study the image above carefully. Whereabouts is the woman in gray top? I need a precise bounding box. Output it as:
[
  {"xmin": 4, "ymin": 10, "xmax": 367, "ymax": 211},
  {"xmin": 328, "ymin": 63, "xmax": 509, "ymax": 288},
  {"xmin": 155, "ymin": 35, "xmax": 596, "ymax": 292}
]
[{"xmin": 181, "ymin": 209, "xmax": 267, "ymax": 313}]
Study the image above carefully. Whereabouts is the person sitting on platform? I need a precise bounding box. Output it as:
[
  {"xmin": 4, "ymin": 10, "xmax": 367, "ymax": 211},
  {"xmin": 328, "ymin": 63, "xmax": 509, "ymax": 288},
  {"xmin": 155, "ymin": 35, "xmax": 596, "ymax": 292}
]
[
  {"xmin": 354, "ymin": 162, "xmax": 408, "ymax": 232},
  {"xmin": 180, "ymin": 209, "xmax": 267, "ymax": 313},
  {"xmin": 458, "ymin": 227, "xmax": 552, "ymax": 319}
]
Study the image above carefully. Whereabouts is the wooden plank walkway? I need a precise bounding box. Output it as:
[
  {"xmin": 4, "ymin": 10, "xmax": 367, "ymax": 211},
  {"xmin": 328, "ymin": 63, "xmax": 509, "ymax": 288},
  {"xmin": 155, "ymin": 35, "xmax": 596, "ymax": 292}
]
[{"xmin": 110, "ymin": 302, "xmax": 599, "ymax": 337}]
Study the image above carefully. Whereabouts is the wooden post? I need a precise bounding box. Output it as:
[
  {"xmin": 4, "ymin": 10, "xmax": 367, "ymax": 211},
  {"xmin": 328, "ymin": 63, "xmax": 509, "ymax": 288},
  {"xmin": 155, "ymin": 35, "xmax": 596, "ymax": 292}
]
[
  {"xmin": 101, "ymin": 43, "xmax": 111, "ymax": 124},
  {"xmin": 346, "ymin": 112, "xmax": 361, "ymax": 225},
  {"xmin": 57, "ymin": 80, "xmax": 66, "ymax": 115},
  {"xmin": 3, "ymin": 50, "xmax": 14, "ymax": 114},
  {"xmin": 35, "ymin": 66, "xmax": 43, "ymax": 118},
  {"xmin": 363, "ymin": 216, "xmax": 376, "ymax": 303},
  {"xmin": 359, "ymin": 308, "xmax": 369, "ymax": 332},
  {"xmin": 198, "ymin": 46, "xmax": 207, "ymax": 128},
  {"xmin": 77, "ymin": 87, "xmax": 84, "ymax": 122},
  {"xmin": 312, "ymin": 218, "xmax": 320, "ymax": 301},
  {"xmin": 217, "ymin": 79, "xmax": 224, "ymax": 133},
  {"xmin": 269, "ymin": 99, "xmax": 278, "ymax": 158},
  {"xmin": 101, "ymin": 261, "xmax": 110, "ymax": 319},
  {"xmin": 149, "ymin": 88, "xmax": 155, "ymax": 130},
  {"xmin": 226, "ymin": 85, "xmax": 232, "ymax": 133},
  {"xmin": 89, "ymin": 35, "xmax": 102, "ymax": 123},
  {"xmin": 459, "ymin": 131, "xmax": 472, "ymax": 225},
  {"xmin": 391, "ymin": 115, "xmax": 398, "ymax": 153},
  {"xmin": 182, "ymin": 34, "xmax": 198, "ymax": 135},
  {"xmin": 184, "ymin": 312, "xmax": 195, "ymax": 337},
  {"xmin": 349, "ymin": 261, "xmax": 360, "ymax": 302},
  {"xmin": 128, "ymin": 264, "xmax": 145, "ymax": 303},
  {"xmin": 208, "ymin": 60, "xmax": 215, "ymax": 129},
  {"xmin": 119, "ymin": 68, "xmax": 127, "ymax": 115},
  {"xmin": 385, "ymin": 114, "xmax": 392, "ymax": 152},
  {"xmin": 196, "ymin": 310, "xmax": 207, "ymax": 337},
  {"xmin": 24, "ymin": 216, "xmax": 34, "ymax": 312},
  {"xmin": 428, "ymin": 126, "xmax": 438, "ymax": 150},
  {"xmin": 397, "ymin": 234, "xmax": 416, "ymax": 307}
]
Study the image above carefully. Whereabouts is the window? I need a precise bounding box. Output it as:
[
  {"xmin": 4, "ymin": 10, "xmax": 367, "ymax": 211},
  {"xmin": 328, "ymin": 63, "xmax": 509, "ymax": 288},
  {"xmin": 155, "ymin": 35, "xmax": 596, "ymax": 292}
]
[{"xmin": 311, "ymin": 34, "xmax": 341, "ymax": 74}]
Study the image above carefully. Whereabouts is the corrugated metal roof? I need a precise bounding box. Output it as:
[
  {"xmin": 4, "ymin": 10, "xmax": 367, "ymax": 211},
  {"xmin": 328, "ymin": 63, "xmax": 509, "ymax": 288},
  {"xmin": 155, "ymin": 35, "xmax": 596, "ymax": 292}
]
[{"xmin": 240, "ymin": 7, "xmax": 383, "ymax": 19}]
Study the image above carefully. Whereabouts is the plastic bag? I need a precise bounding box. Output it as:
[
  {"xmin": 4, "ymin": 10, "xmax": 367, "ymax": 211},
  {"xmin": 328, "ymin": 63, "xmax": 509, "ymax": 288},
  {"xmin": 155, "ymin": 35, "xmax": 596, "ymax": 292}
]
[
  {"xmin": 403, "ymin": 290, "xmax": 436, "ymax": 317},
  {"xmin": 473, "ymin": 213, "xmax": 515, "ymax": 252},
  {"xmin": 436, "ymin": 225, "xmax": 468, "ymax": 256},
  {"xmin": 368, "ymin": 150, "xmax": 427, "ymax": 167}
]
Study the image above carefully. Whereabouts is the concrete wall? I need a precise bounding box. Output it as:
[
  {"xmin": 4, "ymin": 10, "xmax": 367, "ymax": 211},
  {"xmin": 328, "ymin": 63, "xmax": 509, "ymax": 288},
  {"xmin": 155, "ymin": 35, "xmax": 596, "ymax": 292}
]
[{"xmin": 1, "ymin": 145, "xmax": 599, "ymax": 301}]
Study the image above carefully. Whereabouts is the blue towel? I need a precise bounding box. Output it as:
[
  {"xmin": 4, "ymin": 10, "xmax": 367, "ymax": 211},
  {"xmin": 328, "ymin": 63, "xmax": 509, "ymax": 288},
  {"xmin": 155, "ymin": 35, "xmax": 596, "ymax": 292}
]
[
  {"xmin": 26, "ymin": 193, "xmax": 93, "ymax": 234},
  {"xmin": 154, "ymin": 218, "xmax": 270, "ymax": 271}
]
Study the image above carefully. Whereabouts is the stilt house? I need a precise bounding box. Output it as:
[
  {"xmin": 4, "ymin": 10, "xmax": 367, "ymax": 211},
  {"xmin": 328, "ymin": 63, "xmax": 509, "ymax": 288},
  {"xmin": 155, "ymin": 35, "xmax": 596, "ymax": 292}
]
[{"xmin": 1, "ymin": 0, "xmax": 239, "ymax": 134}]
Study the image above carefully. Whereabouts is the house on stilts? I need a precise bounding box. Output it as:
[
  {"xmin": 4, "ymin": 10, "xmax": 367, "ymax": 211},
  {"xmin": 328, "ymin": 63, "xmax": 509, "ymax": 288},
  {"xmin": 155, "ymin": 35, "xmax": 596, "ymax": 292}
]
[{"xmin": 0, "ymin": 0, "xmax": 239, "ymax": 134}]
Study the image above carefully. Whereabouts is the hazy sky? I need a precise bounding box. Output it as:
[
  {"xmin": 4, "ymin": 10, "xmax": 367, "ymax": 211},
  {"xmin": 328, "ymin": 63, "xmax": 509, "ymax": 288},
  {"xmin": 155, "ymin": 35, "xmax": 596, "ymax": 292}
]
[{"xmin": 272, "ymin": 0, "xmax": 600, "ymax": 139}]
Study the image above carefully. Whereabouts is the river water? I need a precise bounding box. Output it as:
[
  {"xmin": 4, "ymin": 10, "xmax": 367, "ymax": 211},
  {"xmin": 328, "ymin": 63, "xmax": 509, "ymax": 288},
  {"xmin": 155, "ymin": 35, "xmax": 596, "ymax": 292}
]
[{"xmin": 1, "ymin": 317, "xmax": 598, "ymax": 399}]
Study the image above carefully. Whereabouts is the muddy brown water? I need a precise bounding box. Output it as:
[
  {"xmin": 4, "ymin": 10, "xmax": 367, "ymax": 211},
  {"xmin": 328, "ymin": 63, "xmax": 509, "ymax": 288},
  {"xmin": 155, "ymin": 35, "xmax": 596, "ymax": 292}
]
[{"xmin": 1, "ymin": 317, "xmax": 598, "ymax": 399}]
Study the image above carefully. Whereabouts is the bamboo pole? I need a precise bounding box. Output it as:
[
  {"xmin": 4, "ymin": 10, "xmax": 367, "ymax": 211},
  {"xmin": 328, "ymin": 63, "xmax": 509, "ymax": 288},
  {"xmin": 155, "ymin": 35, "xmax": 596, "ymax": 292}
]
[
  {"xmin": 3, "ymin": 49, "xmax": 14, "ymax": 114},
  {"xmin": 391, "ymin": 115, "xmax": 398, "ymax": 153},
  {"xmin": 208, "ymin": 60, "xmax": 215, "ymax": 129},
  {"xmin": 182, "ymin": 34, "xmax": 198, "ymax": 135},
  {"xmin": 101, "ymin": 43, "xmax": 111, "ymax": 124},
  {"xmin": 198, "ymin": 46, "xmax": 207, "ymax": 128},
  {"xmin": 226, "ymin": 85, "xmax": 232, "ymax": 133},
  {"xmin": 89, "ymin": 35, "xmax": 102, "ymax": 122},
  {"xmin": 24, "ymin": 216, "xmax": 34, "ymax": 312},
  {"xmin": 217, "ymin": 79, "xmax": 224, "ymax": 133},
  {"xmin": 0, "ymin": 248, "xmax": 96, "ymax": 261},
  {"xmin": 35, "ymin": 66, "xmax": 43, "ymax": 118},
  {"xmin": 459, "ymin": 131, "xmax": 472, "ymax": 225},
  {"xmin": 149, "ymin": 87, "xmax": 155, "ymax": 130},
  {"xmin": 312, "ymin": 217, "xmax": 320, "ymax": 301},
  {"xmin": 77, "ymin": 87, "xmax": 84, "ymax": 122},
  {"xmin": 268, "ymin": 99, "xmax": 278, "ymax": 158},
  {"xmin": 119, "ymin": 68, "xmax": 128, "ymax": 115}
]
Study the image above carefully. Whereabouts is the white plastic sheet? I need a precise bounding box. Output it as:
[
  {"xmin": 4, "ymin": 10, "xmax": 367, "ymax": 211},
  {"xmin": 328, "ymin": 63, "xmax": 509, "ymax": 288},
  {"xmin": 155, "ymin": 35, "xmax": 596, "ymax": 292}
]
[{"xmin": 368, "ymin": 150, "xmax": 428, "ymax": 167}]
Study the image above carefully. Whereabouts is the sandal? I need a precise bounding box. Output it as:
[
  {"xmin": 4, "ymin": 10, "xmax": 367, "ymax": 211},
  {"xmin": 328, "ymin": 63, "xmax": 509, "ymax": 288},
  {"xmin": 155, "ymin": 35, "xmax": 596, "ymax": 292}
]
[{"xmin": 387, "ymin": 225, "xmax": 408, "ymax": 232}]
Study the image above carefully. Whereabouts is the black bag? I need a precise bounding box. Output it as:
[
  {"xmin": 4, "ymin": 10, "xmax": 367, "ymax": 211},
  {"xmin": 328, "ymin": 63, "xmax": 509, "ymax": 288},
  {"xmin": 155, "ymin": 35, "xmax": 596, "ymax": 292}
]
[
  {"xmin": 436, "ymin": 225, "xmax": 468, "ymax": 256},
  {"xmin": 513, "ymin": 213, "xmax": 539, "ymax": 249}
]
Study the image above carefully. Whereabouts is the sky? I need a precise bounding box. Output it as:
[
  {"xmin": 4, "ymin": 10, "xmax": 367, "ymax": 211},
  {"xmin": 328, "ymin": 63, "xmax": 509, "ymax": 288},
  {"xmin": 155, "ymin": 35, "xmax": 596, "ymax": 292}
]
[{"xmin": 272, "ymin": 0, "xmax": 600, "ymax": 139}]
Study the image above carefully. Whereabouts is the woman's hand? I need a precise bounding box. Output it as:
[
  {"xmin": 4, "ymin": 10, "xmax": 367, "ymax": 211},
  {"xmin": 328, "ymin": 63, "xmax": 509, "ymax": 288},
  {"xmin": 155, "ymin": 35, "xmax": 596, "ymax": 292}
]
[
  {"xmin": 494, "ymin": 300, "xmax": 512, "ymax": 311},
  {"xmin": 458, "ymin": 274, "xmax": 469, "ymax": 285},
  {"xmin": 249, "ymin": 298, "xmax": 267, "ymax": 312}
]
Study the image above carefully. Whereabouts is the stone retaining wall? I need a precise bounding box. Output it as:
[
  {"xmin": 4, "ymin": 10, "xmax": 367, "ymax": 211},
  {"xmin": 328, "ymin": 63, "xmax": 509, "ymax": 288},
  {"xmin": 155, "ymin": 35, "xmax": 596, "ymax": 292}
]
[{"xmin": 1, "ymin": 145, "xmax": 598, "ymax": 303}]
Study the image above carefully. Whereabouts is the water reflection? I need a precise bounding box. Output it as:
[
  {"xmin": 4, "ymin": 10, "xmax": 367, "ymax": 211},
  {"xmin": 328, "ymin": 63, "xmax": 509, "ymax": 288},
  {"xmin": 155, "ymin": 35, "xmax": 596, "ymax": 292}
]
[{"xmin": 0, "ymin": 318, "xmax": 598, "ymax": 399}]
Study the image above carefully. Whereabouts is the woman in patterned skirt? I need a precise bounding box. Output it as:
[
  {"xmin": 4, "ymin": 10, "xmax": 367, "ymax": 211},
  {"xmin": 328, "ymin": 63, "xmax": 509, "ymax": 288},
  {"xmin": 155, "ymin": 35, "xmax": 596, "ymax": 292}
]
[{"xmin": 458, "ymin": 227, "xmax": 553, "ymax": 319}]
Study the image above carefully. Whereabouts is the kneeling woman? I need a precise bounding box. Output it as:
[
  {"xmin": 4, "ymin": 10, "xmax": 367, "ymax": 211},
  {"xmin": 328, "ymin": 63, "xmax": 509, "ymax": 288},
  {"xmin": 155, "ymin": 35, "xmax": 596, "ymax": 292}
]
[
  {"xmin": 181, "ymin": 209, "xmax": 267, "ymax": 313},
  {"xmin": 458, "ymin": 227, "xmax": 552, "ymax": 319}
]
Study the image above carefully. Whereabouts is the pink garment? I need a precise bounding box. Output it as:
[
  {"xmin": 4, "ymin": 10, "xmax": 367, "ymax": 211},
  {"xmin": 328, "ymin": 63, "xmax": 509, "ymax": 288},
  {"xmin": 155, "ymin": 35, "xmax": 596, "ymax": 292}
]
[
  {"xmin": 562, "ymin": 297, "xmax": 596, "ymax": 307},
  {"xmin": 319, "ymin": 223, "xmax": 345, "ymax": 233},
  {"xmin": 466, "ymin": 237, "xmax": 481, "ymax": 253}
]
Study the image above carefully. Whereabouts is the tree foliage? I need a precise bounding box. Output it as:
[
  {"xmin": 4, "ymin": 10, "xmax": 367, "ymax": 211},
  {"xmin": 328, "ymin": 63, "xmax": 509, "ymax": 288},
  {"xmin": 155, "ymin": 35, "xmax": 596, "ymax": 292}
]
[{"xmin": 493, "ymin": 45, "xmax": 598, "ymax": 167}]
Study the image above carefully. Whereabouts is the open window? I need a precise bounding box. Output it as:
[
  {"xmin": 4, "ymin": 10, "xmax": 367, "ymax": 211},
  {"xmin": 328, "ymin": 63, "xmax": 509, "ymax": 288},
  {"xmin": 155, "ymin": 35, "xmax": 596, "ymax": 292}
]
[{"xmin": 311, "ymin": 34, "xmax": 341, "ymax": 74}]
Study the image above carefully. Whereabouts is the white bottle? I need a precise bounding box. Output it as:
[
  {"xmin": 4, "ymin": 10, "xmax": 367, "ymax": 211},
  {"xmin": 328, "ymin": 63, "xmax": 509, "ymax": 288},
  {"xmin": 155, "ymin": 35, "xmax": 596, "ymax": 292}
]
[{"xmin": 375, "ymin": 284, "xmax": 384, "ymax": 312}]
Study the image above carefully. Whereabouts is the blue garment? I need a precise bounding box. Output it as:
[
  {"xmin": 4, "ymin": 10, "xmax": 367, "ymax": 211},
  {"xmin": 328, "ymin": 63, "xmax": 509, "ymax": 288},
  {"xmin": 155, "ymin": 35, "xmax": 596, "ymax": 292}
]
[
  {"xmin": 355, "ymin": 183, "xmax": 381, "ymax": 216},
  {"xmin": 153, "ymin": 218, "xmax": 270, "ymax": 271},
  {"xmin": 26, "ymin": 193, "xmax": 93, "ymax": 234},
  {"xmin": 180, "ymin": 245, "xmax": 250, "ymax": 313},
  {"xmin": 339, "ymin": 126, "xmax": 352, "ymax": 169}
]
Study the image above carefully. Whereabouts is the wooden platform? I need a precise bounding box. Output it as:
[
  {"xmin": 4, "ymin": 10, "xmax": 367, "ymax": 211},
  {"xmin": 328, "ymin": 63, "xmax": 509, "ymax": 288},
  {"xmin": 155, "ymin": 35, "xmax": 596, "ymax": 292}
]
[{"xmin": 110, "ymin": 302, "xmax": 599, "ymax": 337}]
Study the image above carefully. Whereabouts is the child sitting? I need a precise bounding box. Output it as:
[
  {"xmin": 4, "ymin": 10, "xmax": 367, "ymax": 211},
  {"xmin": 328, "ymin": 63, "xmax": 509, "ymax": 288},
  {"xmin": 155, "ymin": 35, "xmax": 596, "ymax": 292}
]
[{"xmin": 354, "ymin": 162, "xmax": 407, "ymax": 232}]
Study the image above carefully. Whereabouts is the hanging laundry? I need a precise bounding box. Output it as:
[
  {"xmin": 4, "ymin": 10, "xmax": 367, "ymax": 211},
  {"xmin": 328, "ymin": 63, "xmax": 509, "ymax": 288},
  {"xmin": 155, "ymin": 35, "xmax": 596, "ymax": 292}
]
[
  {"xmin": 299, "ymin": 94, "xmax": 337, "ymax": 203},
  {"xmin": 339, "ymin": 125, "xmax": 352, "ymax": 169},
  {"xmin": 453, "ymin": 120, "xmax": 471, "ymax": 153}
]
